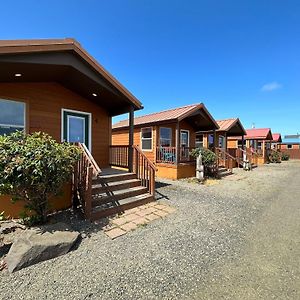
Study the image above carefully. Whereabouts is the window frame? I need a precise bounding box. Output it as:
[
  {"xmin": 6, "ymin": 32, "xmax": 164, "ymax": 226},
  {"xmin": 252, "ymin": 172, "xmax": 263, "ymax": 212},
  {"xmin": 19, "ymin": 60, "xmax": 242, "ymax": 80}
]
[
  {"xmin": 0, "ymin": 98, "xmax": 26, "ymax": 135},
  {"xmin": 140, "ymin": 127, "xmax": 153, "ymax": 151},
  {"xmin": 195, "ymin": 133, "xmax": 204, "ymax": 149},
  {"xmin": 61, "ymin": 108, "xmax": 92, "ymax": 151},
  {"xmin": 180, "ymin": 129, "xmax": 190, "ymax": 147},
  {"xmin": 159, "ymin": 127, "xmax": 172, "ymax": 147}
]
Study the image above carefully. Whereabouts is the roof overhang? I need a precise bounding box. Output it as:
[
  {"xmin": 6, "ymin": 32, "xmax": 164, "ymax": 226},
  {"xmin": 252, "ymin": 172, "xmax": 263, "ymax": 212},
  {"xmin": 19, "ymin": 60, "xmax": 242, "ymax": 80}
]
[
  {"xmin": 0, "ymin": 39, "xmax": 143, "ymax": 116},
  {"xmin": 219, "ymin": 119, "xmax": 247, "ymax": 136},
  {"xmin": 181, "ymin": 104, "xmax": 219, "ymax": 131}
]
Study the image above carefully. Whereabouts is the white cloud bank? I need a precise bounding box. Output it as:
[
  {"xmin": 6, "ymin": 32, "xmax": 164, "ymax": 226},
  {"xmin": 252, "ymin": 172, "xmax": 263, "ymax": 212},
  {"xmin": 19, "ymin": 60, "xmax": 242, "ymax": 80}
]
[{"xmin": 261, "ymin": 82, "xmax": 282, "ymax": 92}]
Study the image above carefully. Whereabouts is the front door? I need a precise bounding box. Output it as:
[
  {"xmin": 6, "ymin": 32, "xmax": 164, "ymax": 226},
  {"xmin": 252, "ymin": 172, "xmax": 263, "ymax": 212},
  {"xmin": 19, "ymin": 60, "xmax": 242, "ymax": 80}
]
[
  {"xmin": 180, "ymin": 130, "xmax": 190, "ymax": 160},
  {"xmin": 62, "ymin": 110, "xmax": 91, "ymax": 149}
]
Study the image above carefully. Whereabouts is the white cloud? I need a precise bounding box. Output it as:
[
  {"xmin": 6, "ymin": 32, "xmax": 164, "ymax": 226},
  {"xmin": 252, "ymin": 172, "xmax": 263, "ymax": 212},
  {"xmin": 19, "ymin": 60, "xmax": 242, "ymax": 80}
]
[{"xmin": 261, "ymin": 82, "xmax": 282, "ymax": 92}]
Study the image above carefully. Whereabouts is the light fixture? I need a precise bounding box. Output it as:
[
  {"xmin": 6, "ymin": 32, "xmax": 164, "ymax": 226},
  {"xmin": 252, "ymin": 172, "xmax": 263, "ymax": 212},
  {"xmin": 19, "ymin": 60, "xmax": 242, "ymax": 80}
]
[
  {"xmin": 92, "ymin": 93, "xmax": 97, "ymax": 97},
  {"xmin": 14, "ymin": 73, "xmax": 22, "ymax": 77}
]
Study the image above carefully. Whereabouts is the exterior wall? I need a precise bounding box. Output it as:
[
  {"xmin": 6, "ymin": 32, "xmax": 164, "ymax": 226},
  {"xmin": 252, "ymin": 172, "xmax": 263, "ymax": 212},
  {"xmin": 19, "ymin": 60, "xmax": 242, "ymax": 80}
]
[
  {"xmin": 0, "ymin": 82, "xmax": 111, "ymax": 167},
  {"xmin": 112, "ymin": 119, "xmax": 196, "ymax": 164},
  {"xmin": 281, "ymin": 144, "xmax": 300, "ymax": 150},
  {"xmin": 227, "ymin": 139, "xmax": 237, "ymax": 149},
  {"xmin": 156, "ymin": 163, "xmax": 196, "ymax": 180},
  {"xmin": 112, "ymin": 126, "xmax": 157, "ymax": 162},
  {"xmin": 1, "ymin": 184, "xmax": 72, "ymax": 219},
  {"xmin": 0, "ymin": 82, "xmax": 112, "ymax": 218},
  {"xmin": 281, "ymin": 148, "xmax": 300, "ymax": 159}
]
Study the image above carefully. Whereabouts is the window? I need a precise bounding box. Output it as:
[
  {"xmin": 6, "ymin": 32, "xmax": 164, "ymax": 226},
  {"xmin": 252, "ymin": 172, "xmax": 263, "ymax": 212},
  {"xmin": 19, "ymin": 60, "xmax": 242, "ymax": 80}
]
[
  {"xmin": 238, "ymin": 139, "xmax": 246, "ymax": 148},
  {"xmin": 160, "ymin": 127, "xmax": 172, "ymax": 147},
  {"xmin": 287, "ymin": 144, "xmax": 292, "ymax": 149},
  {"xmin": 219, "ymin": 135, "xmax": 225, "ymax": 148},
  {"xmin": 257, "ymin": 141, "xmax": 262, "ymax": 150},
  {"xmin": 208, "ymin": 134, "xmax": 214, "ymax": 149},
  {"xmin": 195, "ymin": 133, "xmax": 204, "ymax": 148},
  {"xmin": 141, "ymin": 127, "xmax": 152, "ymax": 150},
  {"xmin": 62, "ymin": 109, "xmax": 91, "ymax": 150},
  {"xmin": 181, "ymin": 130, "xmax": 189, "ymax": 147},
  {"xmin": 0, "ymin": 99, "xmax": 25, "ymax": 135}
]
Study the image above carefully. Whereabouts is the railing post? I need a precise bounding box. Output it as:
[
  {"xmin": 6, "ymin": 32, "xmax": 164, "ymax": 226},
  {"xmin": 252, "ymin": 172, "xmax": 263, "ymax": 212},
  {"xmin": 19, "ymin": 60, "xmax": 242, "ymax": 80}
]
[
  {"xmin": 176, "ymin": 122, "xmax": 180, "ymax": 164},
  {"xmin": 128, "ymin": 106, "xmax": 134, "ymax": 172},
  {"xmin": 84, "ymin": 166, "xmax": 93, "ymax": 220}
]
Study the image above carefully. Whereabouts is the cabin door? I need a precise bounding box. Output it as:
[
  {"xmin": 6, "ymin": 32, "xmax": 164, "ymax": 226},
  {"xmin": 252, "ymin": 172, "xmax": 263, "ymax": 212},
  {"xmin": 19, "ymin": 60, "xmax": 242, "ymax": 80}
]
[
  {"xmin": 62, "ymin": 109, "xmax": 91, "ymax": 150},
  {"xmin": 180, "ymin": 130, "xmax": 190, "ymax": 160}
]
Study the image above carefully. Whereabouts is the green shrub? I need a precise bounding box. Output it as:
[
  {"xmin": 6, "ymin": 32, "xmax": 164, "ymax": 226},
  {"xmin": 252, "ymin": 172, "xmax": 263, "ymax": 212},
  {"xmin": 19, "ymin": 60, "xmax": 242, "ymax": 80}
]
[
  {"xmin": 268, "ymin": 150, "xmax": 281, "ymax": 163},
  {"xmin": 0, "ymin": 131, "xmax": 81, "ymax": 224},
  {"xmin": 281, "ymin": 153, "xmax": 290, "ymax": 161},
  {"xmin": 0, "ymin": 211, "xmax": 5, "ymax": 221},
  {"xmin": 190, "ymin": 148, "xmax": 218, "ymax": 177}
]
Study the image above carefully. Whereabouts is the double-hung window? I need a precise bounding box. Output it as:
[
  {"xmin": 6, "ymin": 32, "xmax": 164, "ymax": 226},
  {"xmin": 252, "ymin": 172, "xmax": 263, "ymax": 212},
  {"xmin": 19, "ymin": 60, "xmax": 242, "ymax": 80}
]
[
  {"xmin": 0, "ymin": 99, "xmax": 25, "ymax": 135},
  {"xmin": 195, "ymin": 133, "xmax": 204, "ymax": 148},
  {"xmin": 141, "ymin": 127, "xmax": 152, "ymax": 150},
  {"xmin": 160, "ymin": 127, "xmax": 172, "ymax": 147}
]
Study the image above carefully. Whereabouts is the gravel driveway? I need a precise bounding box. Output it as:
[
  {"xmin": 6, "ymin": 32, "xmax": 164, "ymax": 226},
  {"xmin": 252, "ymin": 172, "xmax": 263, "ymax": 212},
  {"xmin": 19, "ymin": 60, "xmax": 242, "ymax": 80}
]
[{"xmin": 1, "ymin": 160, "xmax": 300, "ymax": 299}]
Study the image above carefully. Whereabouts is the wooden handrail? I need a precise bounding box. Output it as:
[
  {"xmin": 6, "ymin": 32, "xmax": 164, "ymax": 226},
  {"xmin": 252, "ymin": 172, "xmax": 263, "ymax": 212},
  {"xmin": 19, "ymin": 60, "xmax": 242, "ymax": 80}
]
[
  {"xmin": 72, "ymin": 142, "xmax": 101, "ymax": 220},
  {"xmin": 76, "ymin": 142, "xmax": 101, "ymax": 177},
  {"xmin": 109, "ymin": 145, "xmax": 157, "ymax": 196},
  {"xmin": 215, "ymin": 147, "xmax": 235, "ymax": 172}
]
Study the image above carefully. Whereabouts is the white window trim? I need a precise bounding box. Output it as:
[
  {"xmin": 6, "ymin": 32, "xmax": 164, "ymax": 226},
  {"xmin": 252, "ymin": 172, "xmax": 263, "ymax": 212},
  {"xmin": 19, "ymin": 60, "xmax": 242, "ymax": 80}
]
[
  {"xmin": 140, "ymin": 127, "xmax": 153, "ymax": 151},
  {"xmin": 61, "ymin": 108, "xmax": 92, "ymax": 151},
  {"xmin": 159, "ymin": 127, "xmax": 172, "ymax": 147},
  {"xmin": 180, "ymin": 129, "xmax": 190, "ymax": 147},
  {"xmin": 0, "ymin": 98, "xmax": 26, "ymax": 133}
]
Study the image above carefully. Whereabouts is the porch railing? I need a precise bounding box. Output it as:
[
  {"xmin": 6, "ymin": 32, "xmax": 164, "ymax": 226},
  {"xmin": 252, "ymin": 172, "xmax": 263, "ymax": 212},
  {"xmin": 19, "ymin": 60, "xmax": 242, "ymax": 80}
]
[
  {"xmin": 109, "ymin": 145, "xmax": 157, "ymax": 196},
  {"xmin": 73, "ymin": 143, "xmax": 101, "ymax": 219},
  {"xmin": 156, "ymin": 146, "xmax": 195, "ymax": 164},
  {"xmin": 215, "ymin": 147, "xmax": 235, "ymax": 172}
]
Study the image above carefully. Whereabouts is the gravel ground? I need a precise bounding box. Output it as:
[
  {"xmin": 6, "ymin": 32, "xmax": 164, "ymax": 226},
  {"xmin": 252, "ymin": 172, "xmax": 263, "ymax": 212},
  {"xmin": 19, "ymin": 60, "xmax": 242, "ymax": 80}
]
[{"xmin": 1, "ymin": 160, "xmax": 300, "ymax": 299}]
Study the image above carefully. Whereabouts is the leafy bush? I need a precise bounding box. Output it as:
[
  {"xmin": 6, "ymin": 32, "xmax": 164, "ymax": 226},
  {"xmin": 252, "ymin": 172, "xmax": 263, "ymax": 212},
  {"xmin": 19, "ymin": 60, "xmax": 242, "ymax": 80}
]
[
  {"xmin": 0, "ymin": 131, "xmax": 81, "ymax": 224},
  {"xmin": 0, "ymin": 211, "xmax": 5, "ymax": 221},
  {"xmin": 268, "ymin": 150, "xmax": 281, "ymax": 163},
  {"xmin": 190, "ymin": 148, "xmax": 218, "ymax": 177},
  {"xmin": 281, "ymin": 153, "xmax": 290, "ymax": 161}
]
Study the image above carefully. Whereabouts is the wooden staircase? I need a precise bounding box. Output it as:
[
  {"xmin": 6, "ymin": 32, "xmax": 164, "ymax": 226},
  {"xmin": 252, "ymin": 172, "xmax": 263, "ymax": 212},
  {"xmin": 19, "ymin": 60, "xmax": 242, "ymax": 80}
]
[
  {"xmin": 216, "ymin": 147, "xmax": 235, "ymax": 176},
  {"xmin": 73, "ymin": 143, "xmax": 156, "ymax": 221},
  {"xmin": 90, "ymin": 172, "xmax": 154, "ymax": 220}
]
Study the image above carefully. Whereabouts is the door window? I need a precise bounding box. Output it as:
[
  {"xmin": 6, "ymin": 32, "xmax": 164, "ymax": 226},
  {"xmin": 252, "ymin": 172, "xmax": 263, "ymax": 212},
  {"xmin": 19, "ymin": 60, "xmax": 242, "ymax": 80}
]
[{"xmin": 63, "ymin": 110, "xmax": 90, "ymax": 149}]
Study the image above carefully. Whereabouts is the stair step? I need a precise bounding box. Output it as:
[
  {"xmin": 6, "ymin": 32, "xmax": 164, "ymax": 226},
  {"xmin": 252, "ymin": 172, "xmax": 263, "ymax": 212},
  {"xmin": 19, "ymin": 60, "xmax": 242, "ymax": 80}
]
[
  {"xmin": 90, "ymin": 193, "xmax": 154, "ymax": 220},
  {"xmin": 93, "ymin": 172, "xmax": 136, "ymax": 184},
  {"xmin": 92, "ymin": 186, "xmax": 148, "ymax": 207},
  {"xmin": 92, "ymin": 179, "xmax": 141, "ymax": 194}
]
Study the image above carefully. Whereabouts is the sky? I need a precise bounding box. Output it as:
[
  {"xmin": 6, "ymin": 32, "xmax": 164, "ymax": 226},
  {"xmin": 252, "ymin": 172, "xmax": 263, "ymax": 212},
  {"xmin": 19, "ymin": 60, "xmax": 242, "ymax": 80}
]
[{"xmin": 0, "ymin": 0, "xmax": 299, "ymax": 135}]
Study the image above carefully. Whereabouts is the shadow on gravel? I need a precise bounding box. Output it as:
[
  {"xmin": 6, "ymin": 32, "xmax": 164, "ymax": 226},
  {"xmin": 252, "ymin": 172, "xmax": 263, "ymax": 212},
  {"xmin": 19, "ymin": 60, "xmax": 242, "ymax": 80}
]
[
  {"xmin": 155, "ymin": 181, "xmax": 171, "ymax": 201},
  {"xmin": 48, "ymin": 209, "xmax": 110, "ymax": 238}
]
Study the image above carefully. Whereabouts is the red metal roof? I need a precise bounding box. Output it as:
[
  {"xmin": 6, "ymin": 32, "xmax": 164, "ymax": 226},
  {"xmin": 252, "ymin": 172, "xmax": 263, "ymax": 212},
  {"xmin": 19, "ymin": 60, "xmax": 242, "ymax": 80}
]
[
  {"xmin": 228, "ymin": 128, "xmax": 273, "ymax": 141},
  {"xmin": 272, "ymin": 133, "xmax": 282, "ymax": 143},
  {"xmin": 245, "ymin": 128, "xmax": 273, "ymax": 139},
  {"xmin": 113, "ymin": 103, "xmax": 218, "ymax": 129}
]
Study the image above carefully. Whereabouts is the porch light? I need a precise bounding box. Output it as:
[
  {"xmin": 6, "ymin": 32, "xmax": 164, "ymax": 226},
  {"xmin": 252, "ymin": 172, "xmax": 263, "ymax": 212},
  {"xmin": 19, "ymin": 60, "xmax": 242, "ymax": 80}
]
[
  {"xmin": 92, "ymin": 93, "xmax": 97, "ymax": 97},
  {"xmin": 14, "ymin": 73, "xmax": 22, "ymax": 77}
]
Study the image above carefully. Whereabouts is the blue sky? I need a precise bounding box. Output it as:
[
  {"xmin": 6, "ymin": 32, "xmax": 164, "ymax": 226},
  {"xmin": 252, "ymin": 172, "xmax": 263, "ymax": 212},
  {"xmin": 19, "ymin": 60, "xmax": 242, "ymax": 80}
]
[{"xmin": 1, "ymin": 1, "xmax": 299, "ymax": 135}]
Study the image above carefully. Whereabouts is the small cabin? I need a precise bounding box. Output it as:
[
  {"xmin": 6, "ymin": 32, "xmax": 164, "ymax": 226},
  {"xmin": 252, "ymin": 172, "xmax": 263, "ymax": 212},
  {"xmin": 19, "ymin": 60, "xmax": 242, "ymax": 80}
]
[
  {"xmin": 112, "ymin": 103, "xmax": 219, "ymax": 179},
  {"xmin": 228, "ymin": 128, "xmax": 273, "ymax": 164}
]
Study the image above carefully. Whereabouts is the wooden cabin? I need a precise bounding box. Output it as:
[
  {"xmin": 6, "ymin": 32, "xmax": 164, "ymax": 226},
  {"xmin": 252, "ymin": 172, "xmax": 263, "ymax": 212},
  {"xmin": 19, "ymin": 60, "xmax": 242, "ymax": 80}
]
[
  {"xmin": 112, "ymin": 103, "xmax": 219, "ymax": 179},
  {"xmin": 271, "ymin": 133, "xmax": 282, "ymax": 150},
  {"xmin": 228, "ymin": 128, "xmax": 273, "ymax": 165},
  {"xmin": 0, "ymin": 38, "xmax": 155, "ymax": 220},
  {"xmin": 197, "ymin": 118, "xmax": 246, "ymax": 166}
]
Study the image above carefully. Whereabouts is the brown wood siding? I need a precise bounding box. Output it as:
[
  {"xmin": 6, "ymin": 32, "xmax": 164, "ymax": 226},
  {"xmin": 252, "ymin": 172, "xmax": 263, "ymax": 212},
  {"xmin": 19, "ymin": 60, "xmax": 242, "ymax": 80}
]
[
  {"xmin": 111, "ymin": 127, "xmax": 156, "ymax": 162},
  {"xmin": 112, "ymin": 120, "xmax": 197, "ymax": 164},
  {"xmin": 281, "ymin": 149, "xmax": 300, "ymax": 159},
  {"xmin": 0, "ymin": 82, "xmax": 111, "ymax": 167},
  {"xmin": 281, "ymin": 144, "xmax": 300, "ymax": 150}
]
